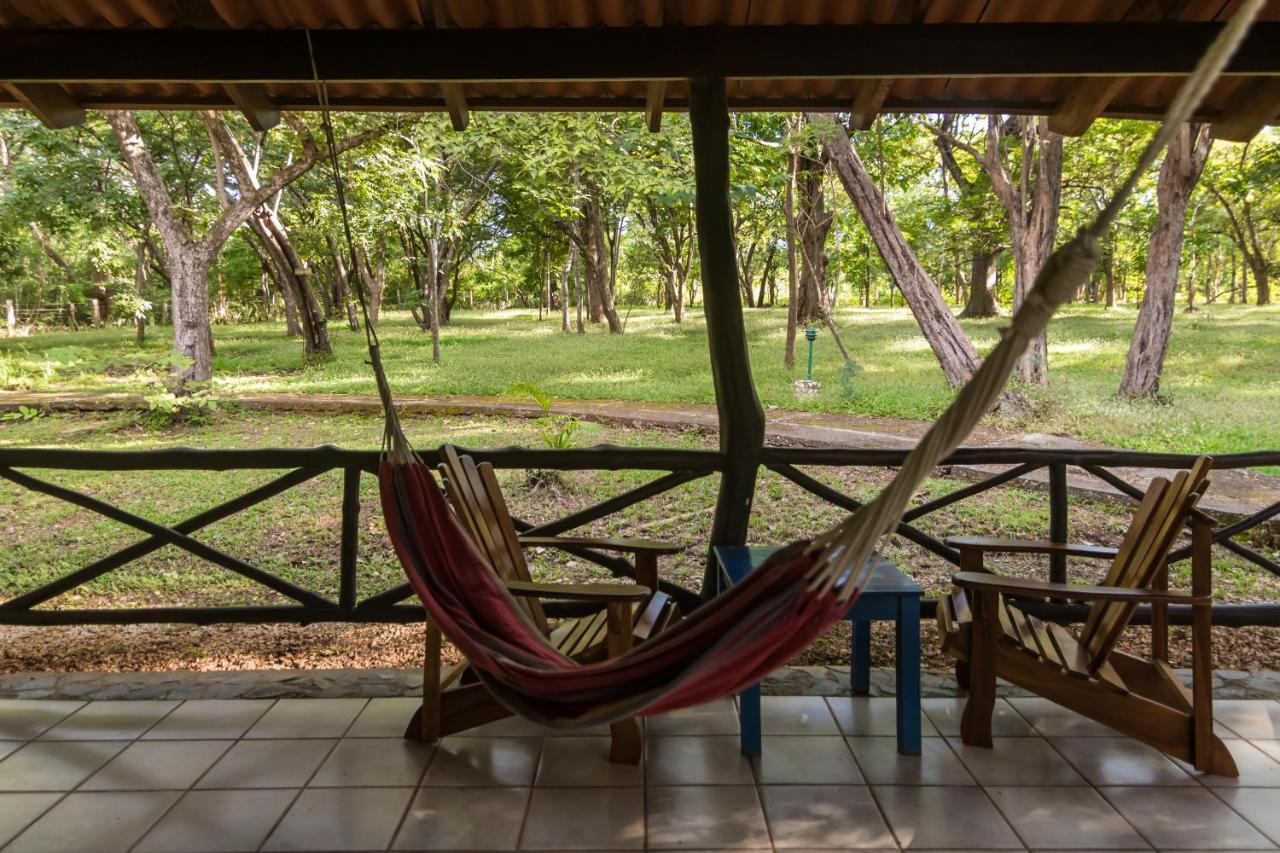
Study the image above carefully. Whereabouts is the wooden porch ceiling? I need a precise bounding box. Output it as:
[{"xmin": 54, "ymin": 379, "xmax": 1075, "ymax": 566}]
[{"xmin": 2, "ymin": 0, "xmax": 1280, "ymax": 140}]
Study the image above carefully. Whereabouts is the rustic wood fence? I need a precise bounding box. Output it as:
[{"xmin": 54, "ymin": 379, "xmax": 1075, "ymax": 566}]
[{"xmin": 1, "ymin": 445, "xmax": 1277, "ymax": 628}]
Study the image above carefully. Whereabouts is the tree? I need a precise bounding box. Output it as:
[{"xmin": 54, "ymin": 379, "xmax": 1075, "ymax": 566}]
[
  {"xmin": 1119, "ymin": 124, "xmax": 1212, "ymax": 398},
  {"xmin": 1207, "ymin": 139, "xmax": 1279, "ymax": 307},
  {"xmin": 203, "ymin": 112, "xmax": 333, "ymax": 360},
  {"xmin": 932, "ymin": 116, "xmax": 1064, "ymax": 384},
  {"xmin": 106, "ymin": 110, "xmax": 384, "ymax": 385},
  {"xmin": 932, "ymin": 116, "xmax": 1000, "ymax": 318},
  {"xmin": 811, "ymin": 114, "xmax": 981, "ymax": 388}
]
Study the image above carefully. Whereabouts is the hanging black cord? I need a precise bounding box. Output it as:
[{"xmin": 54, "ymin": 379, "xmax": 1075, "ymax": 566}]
[{"xmin": 305, "ymin": 30, "xmax": 411, "ymax": 459}]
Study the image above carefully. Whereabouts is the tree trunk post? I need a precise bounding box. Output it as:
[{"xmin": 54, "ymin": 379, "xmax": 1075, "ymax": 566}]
[
  {"xmin": 67, "ymin": 302, "xmax": 78, "ymax": 331},
  {"xmin": 689, "ymin": 76, "xmax": 766, "ymax": 599},
  {"xmin": 4, "ymin": 300, "xmax": 14, "ymax": 337},
  {"xmin": 1120, "ymin": 124, "xmax": 1210, "ymax": 398}
]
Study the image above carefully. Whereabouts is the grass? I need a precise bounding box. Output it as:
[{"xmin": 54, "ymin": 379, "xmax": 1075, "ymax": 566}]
[{"xmin": 3, "ymin": 303, "xmax": 1279, "ymax": 458}]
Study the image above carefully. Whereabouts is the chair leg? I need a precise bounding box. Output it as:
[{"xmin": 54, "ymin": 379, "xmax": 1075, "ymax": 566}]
[
  {"xmin": 605, "ymin": 602, "xmax": 642, "ymax": 765},
  {"xmin": 406, "ymin": 621, "xmax": 443, "ymax": 743},
  {"xmin": 960, "ymin": 590, "xmax": 997, "ymax": 748},
  {"xmin": 954, "ymin": 660, "xmax": 971, "ymax": 690}
]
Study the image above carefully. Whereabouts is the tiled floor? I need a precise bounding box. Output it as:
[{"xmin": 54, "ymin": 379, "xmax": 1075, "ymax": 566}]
[{"xmin": 0, "ymin": 695, "xmax": 1276, "ymax": 851}]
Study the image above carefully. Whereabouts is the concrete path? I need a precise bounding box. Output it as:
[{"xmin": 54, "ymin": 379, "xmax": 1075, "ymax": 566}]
[{"xmin": 4, "ymin": 390, "xmax": 1278, "ymax": 516}]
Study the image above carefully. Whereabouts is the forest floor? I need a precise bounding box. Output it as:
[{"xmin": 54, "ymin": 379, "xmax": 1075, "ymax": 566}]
[
  {"xmin": 1, "ymin": 409, "xmax": 1277, "ymax": 675},
  {"xmin": 2, "ymin": 303, "xmax": 1278, "ymax": 460}
]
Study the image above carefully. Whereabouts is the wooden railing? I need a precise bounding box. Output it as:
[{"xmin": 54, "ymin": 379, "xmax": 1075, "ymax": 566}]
[{"xmin": 0, "ymin": 445, "xmax": 1277, "ymax": 627}]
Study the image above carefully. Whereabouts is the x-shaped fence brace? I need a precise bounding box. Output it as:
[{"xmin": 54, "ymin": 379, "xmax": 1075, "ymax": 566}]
[{"xmin": 1, "ymin": 452, "xmax": 1277, "ymax": 627}]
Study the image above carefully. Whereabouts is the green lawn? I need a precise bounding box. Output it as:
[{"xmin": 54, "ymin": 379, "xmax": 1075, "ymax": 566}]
[{"xmin": 3, "ymin": 303, "xmax": 1278, "ymax": 456}]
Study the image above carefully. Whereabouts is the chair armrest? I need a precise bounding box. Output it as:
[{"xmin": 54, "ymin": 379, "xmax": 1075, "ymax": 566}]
[
  {"xmin": 945, "ymin": 536, "xmax": 1119, "ymax": 560},
  {"xmin": 951, "ymin": 571, "xmax": 1209, "ymax": 604},
  {"xmin": 504, "ymin": 579, "xmax": 651, "ymax": 603},
  {"xmin": 518, "ymin": 535, "xmax": 683, "ymax": 555}
]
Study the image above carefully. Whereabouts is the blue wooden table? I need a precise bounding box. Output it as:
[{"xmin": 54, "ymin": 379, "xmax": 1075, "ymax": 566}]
[{"xmin": 713, "ymin": 545, "xmax": 924, "ymax": 756}]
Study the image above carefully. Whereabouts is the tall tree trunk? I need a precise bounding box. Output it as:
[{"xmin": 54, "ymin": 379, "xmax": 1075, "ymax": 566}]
[
  {"xmin": 328, "ymin": 234, "xmax": 360, "ymax": 332},
  {"xmin": 246, "ymin": 232, "xmax": 302, "ymax": 335},
  {"xmin": 794, "ymin": 147, "xmax": 832, "ymax": 324},
  {"xmin": 814, "ymin": 114, "xmax": 981, "ymax": 387},
  {"xmin": 960, "ymin": 251, "xmax": 998, "ymax": 318},
  {"xmin": 1120, "ymin": 124, "xmax": 1211, "ymax": 398},
  {"xmin": 570, "ymin": 193, "xmax": 623, "ymax": 333},
  {"xmin": 249, "ymin": 213, "xmax": 330, "ymax": 359},
  {"xmin": 783, "ymin": 148, "xmax": 800, "ymax": 368},
  {"xmin": 106, "ymin": 110, "xmax": 212, "ymax": 386},
  {"xmin": 560, "ymin": 242, "xmax": 574, "ymax": 333}
]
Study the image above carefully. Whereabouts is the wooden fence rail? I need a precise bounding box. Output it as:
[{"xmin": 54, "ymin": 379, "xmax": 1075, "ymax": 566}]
[{"xmin": 0, "ymin": 445, "xmax": 1277, "ymax": 628}]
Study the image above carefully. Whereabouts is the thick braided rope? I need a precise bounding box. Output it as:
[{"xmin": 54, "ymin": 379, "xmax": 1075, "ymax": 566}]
[{"xmin": 808, "ymin": 0, "xmax": 1264, "ymax": 601}]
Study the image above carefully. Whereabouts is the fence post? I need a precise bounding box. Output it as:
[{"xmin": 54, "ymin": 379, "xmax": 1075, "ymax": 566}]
[
  {"xmin": 1049, "ymin": 462, "xmax": 1068, "ymax": 584},
  {"xmin": 4, "ymin": 300, "xmax": 14, "ymax": 337},
  {"xmin": 339, "ymin": 466, "xmax": 361, "ymax": 609}
]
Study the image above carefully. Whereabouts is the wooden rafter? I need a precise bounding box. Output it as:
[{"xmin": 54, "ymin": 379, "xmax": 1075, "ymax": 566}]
[
  {"xmin": 223, "ymin": 83, "xmax": 280, "ymax": 132},
  {"xmin": 848, "ymin": 0, "xmax": 932, "ymax": 131},
  {"xmin": 645, "ymin": 81, "xmax": 666, "ymax": 132},
  {"xmin": 3, "ymin": 83, "xmax": 84, "ymax": 129},
  {"xmin": 428, "ymin": 0, "xmax": 469, "ymax": 131},
  {"xmin": 1212, "ymin": 77, "xmax": 1280, "ymax": 142},
  {"xmin": 1048, "ymin": 0, "xmax": 1192, "ymax": 137}
]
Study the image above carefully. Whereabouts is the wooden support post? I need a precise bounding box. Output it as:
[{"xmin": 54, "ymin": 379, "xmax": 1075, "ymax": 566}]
[
  {"xmin": 689, "ymin": 76, "xmax": 766, "ymax": 599},
  {"xmin": 339, "ymin": 466, "xmax": 361, "ymax": 610},
  {"xmin": 1049, "ymin": 462, "xmax": 1069, "ymax": 584}
]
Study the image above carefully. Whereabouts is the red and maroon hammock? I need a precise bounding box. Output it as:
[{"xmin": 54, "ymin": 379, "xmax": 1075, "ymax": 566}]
[
  {"xmin": 305, "ymin": 5, "xmax": 1255, "ymax": 729},
  {"xmin": 380, "ymin": 454, "xmax": 850, "ymax": 726}
]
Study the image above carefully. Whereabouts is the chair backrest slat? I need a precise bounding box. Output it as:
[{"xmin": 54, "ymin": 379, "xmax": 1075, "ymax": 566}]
[
  {"xmin": 438, "ymin": 446, "xmax": 548, "ymax": 632},
  {"xmin": 1080, "ymin": 459, "xmax": 1212, "ymax": 672}
]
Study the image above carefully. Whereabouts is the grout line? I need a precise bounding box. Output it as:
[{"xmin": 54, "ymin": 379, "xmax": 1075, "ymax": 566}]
[
  {"xmin": 127, "ymin": 696, "xmax": 282, "ymax": 853},
  {"xmin": 511, "ymin": 735, "xmax": 546, "ymax": 852}
]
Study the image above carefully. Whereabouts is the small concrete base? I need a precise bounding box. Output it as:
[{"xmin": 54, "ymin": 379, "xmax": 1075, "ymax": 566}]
[{"xmin": 793, "ymin": 379, "xmax": 822, "ymax": 398}]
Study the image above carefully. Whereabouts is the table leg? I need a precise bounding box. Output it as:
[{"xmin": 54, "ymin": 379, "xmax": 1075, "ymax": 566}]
[
  {"xmin": 896, "ymin": 595, "xmax": 922, "ymax": 755},
  {"xmin": 851, "ymin": 619, "xmax": 871, "ymax": 695},
  {"xmin": 738, "ymin": 684, "xmax": 762, "ymax": 757}
]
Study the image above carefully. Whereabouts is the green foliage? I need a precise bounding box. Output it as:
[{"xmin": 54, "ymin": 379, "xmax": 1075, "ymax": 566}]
[
  {"xmin": 141, "ymin": 383, "xmax": 220, "ymax": 429},
  {"xmin": 507, "ymin": 381, "xmax": 582, "ymax": 450},
  {"xmin": 0, "ymin": 405, "xmax": 43, "ymax": 422}
]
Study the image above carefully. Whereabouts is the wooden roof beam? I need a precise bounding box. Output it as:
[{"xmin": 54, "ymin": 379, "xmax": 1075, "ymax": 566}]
[
  {"xmin": 1048, "ymin": 0, "xmax": 1191, "ymax": 136},
  {"xmin": 645, "ymin": 81, "xmax": 665, "ymax": 132},
  {"xmin": 4, "ymin": 25, "xmax": 1279, "ymax": 83},
  {"xmin": 848, "ymin": 0, "xmax": 931, "ymax": 130},
  {"xmin": 4, "ymin": 83, "xmax": 84, "ymax": 129},
  {"xmin": 429, "ymin": 0, "xmax": 469, "ymax": 131},
  {"xmin": 1212, "ymin": 77, "xmax": 1280, "ymax": 142},
  {"xmin": 1048, "ymin": 77, "xmax": 1128, "ymax": 136},
  {"xmin": 223, "ymin": 83, "xmax": 280, "ymax": 132}
]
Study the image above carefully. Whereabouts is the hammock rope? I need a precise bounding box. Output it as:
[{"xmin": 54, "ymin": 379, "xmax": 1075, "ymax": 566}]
[{"xmin": 304, "ymin": 0, "xmax": 1262, "ymax": 726}]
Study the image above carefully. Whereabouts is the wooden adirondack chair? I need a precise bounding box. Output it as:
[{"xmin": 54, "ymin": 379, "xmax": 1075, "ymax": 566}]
[
  {"xmin": 937, "ymin": 458, "xmax": 1237, "ymax": 776},
  {"xmin": 405, "ymin": 445, "xmax": 680, "ymax": 764}
]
